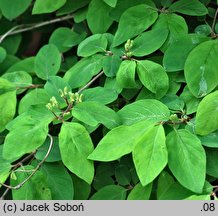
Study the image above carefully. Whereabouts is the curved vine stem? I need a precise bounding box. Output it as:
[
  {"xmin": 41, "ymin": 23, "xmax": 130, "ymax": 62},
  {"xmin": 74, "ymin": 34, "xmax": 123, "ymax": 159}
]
[
  {"xmin": 0, "ymin": 14, "xmax": 74, "ymax": 44},
  {"xmin": 211, "ymin": 7, "xmax": 218, "ymax": 38},
  {"xmin": 0, "ymin": 134, "xmax": 54, "ymax": 198}
]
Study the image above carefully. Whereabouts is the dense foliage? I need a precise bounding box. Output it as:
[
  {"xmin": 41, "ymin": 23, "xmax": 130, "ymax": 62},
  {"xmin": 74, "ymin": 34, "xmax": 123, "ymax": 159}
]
[{"xmin": 0, "ymin": 0, "xmax": 218, "ymax": 200}]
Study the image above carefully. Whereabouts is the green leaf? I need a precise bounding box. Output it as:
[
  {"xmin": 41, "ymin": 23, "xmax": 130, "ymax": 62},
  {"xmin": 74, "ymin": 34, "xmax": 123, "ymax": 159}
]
[
  {"xmin": 137, "ymin": 60, "xmax": 169, "ymax": 99},
  {"xmin": 49, "ymin": 27, "xmax": 86, "ymax": 52},
  {"xmin": 112, "ymin": 4, "xmax": 158, "ymax": 47},
  {"xmin": 199, "ymin": 132, "xmax": 218, "ymax": 148},
  {"xmin": 116, "ymin": 60, "xmax": 138, "ymax": 89},
  {"xmin": 72, "ymin": 174, "xmax": 91, "ymax": 200},
  {"xmin": 35, "ymin": 137, "xmax": 61, "ymax": 162},
  {"xmin": 131, "ymin": 28, "xmax": 168, "ymax": 57},
  {"xmin": 0, "ymin": 145, "xmax": 12, "ymax": 187},
  {"xmin": 206, "ymin": 148, "xmax": 218, "ymax": 178},
  {"xmin": 110, "ymin": 0, "xmax": 156, "ymax": 21},
  {"xmin": 166, "ymin": 129, "xmax": 206, "ymax": 193},
  {"xmin": 127, "ymin": 182, "xmax": 152, "ymax": 200},
  {"xmin": 56, "ymin": 0, "xmax": 90, "ymax": 15},
  {"xmin": 195, "ymin": 91, "xmax": 218, "ymax": 135},
  {"xmin": 157, "ymin": 172, "xmax": 193, "ymax": 200},
  {"xmin": 180, "ymin": 86, "xmax": 201, "ymax": 114},
  {"xmin": 161, "ymin": 94, "xmax": 184, "ymax": 111},
  {"xmin": 157, "ymin": 171, "xmax": 175, "ymax": 199},
  {"xmin": 169, "ymin": 0, "xmax": 208, "ymax": 16},
  {"xmin": 11, "ymin": 166, "xmax": 52, "ymax": 200},
  {"xmin": 77, "ymin": 34, "xmax": 108, "ymax": 57},
  {"xmin": 7, "ymin": 57, "xmax": 35, "ymax": 75},
  {"xmin": 72, "ymin": 101, "xmax": 120, "ymax": 129},
  {"xmin": 44, "ymin": 76, "xmax": 71, "ymax": 104},
  {"xmin": 118, "ymin": 99, "xmax": 170, "ymax": 125},
  {"xmin": 32, "ymin": 0, "xmax": 67, "ymax": 14},
  {"xmin": 63, "ymin": 55, "xmax": 103, "ymax": 89},
  {"xmin": 59, "ymin": 122, "xmax": 94, "ymax": 184},
  {"xmin": 41, "ymin": 163, "xmax": 74, "ymax": 199},
  {"xmin": 133, "ymin": 125, "xmax": 167, "ymax": 186},
  {"xmin": 195, "ymin": 24, "xmax": 211, "ymax": 36},
  {"xmin": 35, "ymin": 44, "xmax": 61, "ymax": 80},
  {"xmin": 82, "ymin": 87, "xmax": 118, "ymax": 104},
  {"xmin": 0, "ymin": 0, "xmax": 32, "ymax": 20},
  {"xmin": 2, "ymin": 71, "xmax": 32, "ymax": 94},
  {"xmin": 0, "ymin": 47, "xmax": 7, "ymax": 63},
  {"xmin": 184, "ymin": 40, "xmax": 218, "ymax": 97},
  {"xmin": 163, "ymin": 34, "xmax": 209, "ymax": 72},
  {"xmin": 90, "ymin": 185, "xmax": 127, "ymax": 200},
  {"xmin": 88, "ymin": 120, "xmax": 154, "ymax": 161},
  {"xmin": 152, "ymin": 13, "xmax": 188, "ymax": 49},
  {"xmin": 103, "ymin": 54, "xmax": 122, "ymax": 77},
  {"xmin": 1, "ymin": 35, "xmax": 22, "ymax": 55},
  {"xmin": 115, "ymin": 164, "xmax": 131, "ymax": 186},
  {"xmin": 87, "ymin": 0, "xmax": 113, "ymax": 34},
  {"xmin": 3, "ymin": 106, "xmax": 53, "ymax": 161},
  {"xmin": 0, "ymin": 55, "xmax": 19, "ymax": 74},
  {"xmin": 184, "ymin": 195, "xmax": 210, "ymax": 200},
  {"xmin": 93, "ymin": 163, "xmax": 115, "ymax": 190},
  {"xmin": 0, "ymin": 78, "xmax": 16, "ymax": 132},
  {"xmin": 103, "ymin": 0, "xmax": 117, "ymax": 7},
  {"xmin": 18, "ymin": 89, "xmax": 49, "ymax": 114}
]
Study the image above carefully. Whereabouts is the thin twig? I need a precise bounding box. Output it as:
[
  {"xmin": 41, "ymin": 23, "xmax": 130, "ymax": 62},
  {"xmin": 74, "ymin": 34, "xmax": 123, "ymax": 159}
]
[
  {"xmin": 0, "ymin": 134, "xmax": 54, "ymax": 190},
  {"xmin": 0, "ymin": 14, "xmax": 74, "ymax": 44},
  {"xmin": 77, "ymin": 71, "xmax": 104, "ymax": 94},
  {"xmin": 16, "ymin": 84, "xmax": 44, "ymax": 90},
  {"xmin": 211, "ymin": 7, "xmax": 218, "ymax": 37},
  {"xmin": 0, "ymin": 188, "xmax": 10, "ymax": 200}
]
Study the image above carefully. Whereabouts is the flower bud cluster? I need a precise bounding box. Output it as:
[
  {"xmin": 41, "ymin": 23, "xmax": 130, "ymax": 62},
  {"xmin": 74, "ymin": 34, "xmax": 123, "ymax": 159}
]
[
  {"xmin": 46, "ymin": 86, "xmax": 83, "ymax": 112},
  {"xmin": 46, "ymin": 96, "xmax": 58, "ymax": 110},
  {"xmin": 124, "ymin": 39, "xmax": 134, "ymax": 58}
]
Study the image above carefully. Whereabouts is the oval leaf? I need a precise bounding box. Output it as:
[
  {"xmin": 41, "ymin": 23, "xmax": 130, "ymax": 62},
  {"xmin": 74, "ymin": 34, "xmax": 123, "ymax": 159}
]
[
  {"xmin": 112, "ymin": 4, "xmax": 158, "ymax": 47},
  {"xmin": 90, "ymin": 185, "xmax": 127, "ymax": 200},
  {"xmin": 169, "ymin": 0, "xmax": 208, "ymax": 16},
  {"xmin": 0, "ymin": 0, "xmax": 32, "ymax": 20},
  {"xmin": 35, "ymin": 44, "xmax": 61, "ymax": 80},
  {"xmin": 0, "ymin": 78, "xmax": 16, "ymax": 132},
  {"xmin": 77, "ymin": 34, "xmax": 108, "ymax": 57},
  {"xmin": 59, "ymin": 122, "xmax": 94, "ymax": 184},
  {"xmin": 72, "ymin": 101, "xmax": 120, "ymax": 129},
  {"xmin": 166, "ymin": 129, "xmax": 206, "ymax": 193},
  {"xmin": 116, "ymin": 60, "xmax": 137, "ymax": 88},
  {"xmin": 127, "ymin": 182, "xmax": 152, "ymax": 200},
  {"xmin": 87, "ymin": 0, "xmax": 113, "ymax": 34},
  {"xmin": 88, "ymin": 120, "xmax": 154, "ymax": 161},
  {"xmin": 41, "ymin": 163, "xmax": 74, "ymax": 199},
  {"xmin": 163, "ymin": 34, "xmax": 209, "ymax": 72},
  {"xmin": 132, "ymin": 28, "xmax": 168, "ymax": 57},
  {"xmin": 63, "ymin": 55, "xmax": 103, "ymax": 89},
  {"xmin": 82, "ymin": 87, "xmax": 118, "ymax": 105},
  {"xmin": 195, "ymin": 91, "xmax": 218, "ymax": 135},
  {"xmin": 133, "ymin": 125, "xmax": 168, "ymax": 186},
  {"xmin": 137, "ymin": 60, "xmax": 169, "ymax": 98},
  {"xmin": 32, "ymin": 0, "xmax": 66, "ymax": 14},
  {"xmin": 49, "ymin": 27, "xmax": 86, "ymax": 52},
  {"xmin": 184, "ymin": 40, "xmax": 218, "ymax": 97},
  {"xmin": 118, "ymin": 99, "xmax": 170, "ymax": 125}
]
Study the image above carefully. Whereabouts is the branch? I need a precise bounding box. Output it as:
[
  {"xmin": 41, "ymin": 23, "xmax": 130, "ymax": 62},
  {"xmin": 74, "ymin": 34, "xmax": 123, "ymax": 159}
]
[
  {"xmin": 211, "ymin": 7, "xmax": 218, "ymax": 38},
  {"xmin": 77, "ymin": 71, "xmax": 104, "ymax": 94},
  {"xmin": 0, "ymin": 134, "xmax": 54, "ymax": 191},
  {"xmin": 16, "ymin": 84, "xmax": 44, "ymax": 90},
  {"xmin": 0, "ymin": 14, "xmax": 74, "ymax": 43}
]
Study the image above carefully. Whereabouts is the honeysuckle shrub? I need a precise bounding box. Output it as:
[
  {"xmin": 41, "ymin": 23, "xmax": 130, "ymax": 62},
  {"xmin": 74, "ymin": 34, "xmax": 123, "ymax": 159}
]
[{"xmin": 0, "ymin": 0, "xmax": 218, "ymax": 200}]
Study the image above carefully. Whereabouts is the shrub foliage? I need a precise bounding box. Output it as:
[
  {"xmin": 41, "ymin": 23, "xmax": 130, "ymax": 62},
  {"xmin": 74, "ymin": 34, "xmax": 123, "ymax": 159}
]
[{"xmin": 0, "ymin": 0, "xmax": 218, "ymax": 200}]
